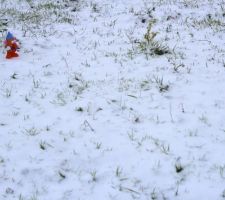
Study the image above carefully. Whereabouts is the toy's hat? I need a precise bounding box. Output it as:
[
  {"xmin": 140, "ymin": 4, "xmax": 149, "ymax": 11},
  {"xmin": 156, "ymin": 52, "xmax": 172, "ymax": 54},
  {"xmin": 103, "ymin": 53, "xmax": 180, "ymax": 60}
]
[{"xmin": 6, "ymin": 32, "xmax": 14, "ymax": 40}]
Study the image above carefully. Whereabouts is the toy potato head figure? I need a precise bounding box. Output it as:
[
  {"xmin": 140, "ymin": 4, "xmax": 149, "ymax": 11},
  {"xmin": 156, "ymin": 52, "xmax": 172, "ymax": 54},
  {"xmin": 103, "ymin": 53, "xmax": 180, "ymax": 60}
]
[{"xmin": 4, "ymin": 32, "xmax": 19, "ymax": 59}]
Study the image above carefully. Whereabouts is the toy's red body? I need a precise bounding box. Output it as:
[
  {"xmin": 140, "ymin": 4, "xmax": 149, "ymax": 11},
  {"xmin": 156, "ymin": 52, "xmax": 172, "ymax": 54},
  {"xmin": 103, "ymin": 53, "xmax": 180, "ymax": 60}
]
[{"xmin": 5, "ymin": 39, "xmax": 19, "ymax": 59}]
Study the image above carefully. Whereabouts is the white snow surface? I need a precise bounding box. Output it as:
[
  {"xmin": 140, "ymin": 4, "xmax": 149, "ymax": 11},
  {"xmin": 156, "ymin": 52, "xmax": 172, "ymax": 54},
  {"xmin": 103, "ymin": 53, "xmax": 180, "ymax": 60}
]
[{"xmin": 0, "ymin": 0, "xmax": 225, "ymax": 199}]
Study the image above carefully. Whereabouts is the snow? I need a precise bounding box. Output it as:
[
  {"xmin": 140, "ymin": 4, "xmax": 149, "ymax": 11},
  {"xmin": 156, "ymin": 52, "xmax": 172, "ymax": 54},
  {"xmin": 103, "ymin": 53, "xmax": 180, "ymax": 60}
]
[{"xmin": 0, "ymin": 0, "xmax": 225, "ymax": 199}]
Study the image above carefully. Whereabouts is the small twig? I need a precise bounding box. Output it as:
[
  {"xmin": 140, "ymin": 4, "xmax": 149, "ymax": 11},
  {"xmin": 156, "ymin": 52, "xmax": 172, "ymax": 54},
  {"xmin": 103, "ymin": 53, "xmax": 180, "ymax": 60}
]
[
  {"xmin": 127, "ymin": 94, "xmax": 137, "ymax": 98},
  {"xmin": 62, "ymin": 56, "xmax": 69, "ymax": 68},
  {"xmin": 84, "ymin": 120, "xmax": 95, "ymax": 132},
  {"xmin": 169, "ymin": 104, "xmax": 174, "ymax": 123},
  {"xmin": 120, "ymin": 186, "xmax": 140, "ymax": 195}
]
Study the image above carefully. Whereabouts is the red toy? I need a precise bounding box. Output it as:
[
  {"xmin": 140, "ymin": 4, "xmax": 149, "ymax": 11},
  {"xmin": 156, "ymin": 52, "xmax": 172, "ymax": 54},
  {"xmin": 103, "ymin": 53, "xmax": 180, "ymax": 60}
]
[{"xmin": 4, "ymin": 32, "xmax": 19, "ymax": 59}]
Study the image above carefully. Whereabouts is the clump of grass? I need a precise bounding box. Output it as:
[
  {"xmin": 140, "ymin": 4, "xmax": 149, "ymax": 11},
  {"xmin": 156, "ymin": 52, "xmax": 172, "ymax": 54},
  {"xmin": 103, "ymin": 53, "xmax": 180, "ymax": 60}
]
[
  {"xmin": 90, "ymin": 170, "xmax": 97, "ymax": 182},
  {"xmin": 5, "ymin": 88, "xmax": 12, "ymax": 98},
  {"xmin": 115, "ymin": 166, "xmax": 122, "ymax": 177},
  {"xmin": 59, "ymin": 171, "xmax": 66, "ymax": 179},
  {"xmin": 151, "ymin": 42, "xmax": 170, "ymax": 56},
  {"xmin": 76, "ymin": 107, "xmax": 84, "ymax": 112},
  {"xmin": 1, "ymin": 1, "xmax": 76, "ymax": 37},
  {"xmin": 222, "ymin": 189, "xmax": 225, "ymax": 198},
  {"xmin": 134, "ymin": 117, "xmax": 140, "ymax": 123},
  {"xmin": 68, "ymin": 73, "xmax": 89, "ymax": 96},
  {"xmin": 24, "ymin": 127, "xmax": 40, "ymax": 136},
  {"xmin": 151, "ymin": 189, "xmax": 157, "ymax": 200},
  {"xmin": 175, "ymin": 164, "xmax": 184, "ymax": 173},
  {"xmin": 193, "ymin": 14, "xmax": 225, "ymax": 30},
  {"xmin": 0, "ymin": 157, "xmax": 4, "ymax": 163},
  {"xmin": 39, "ymin": 141, "xmax": 46, "ymax": 150},
  {"xmin": 153, "ymin": 76, "xmax": 170, "ymax": 92},
  {"xmin": 138, "ymin": 41, "xmax": 169, "ymax": 58},
  {"xmin": 91, "ymin": 2, "xmax": 100, "ymax": 13},
  {"xmin": 46, "ymin": 126, "xmax": 50, "ymax": 131},
  {"xmin": 10, "ymin": 73, "xmax": 18, "ymax": 79},
  {"xmin": 136, "ymin": 20, "xmax": 170, "ymax": 58},
  {"xmin": 5, "ymin": 187, "xmax": 14, "ymax": 194},
  {"xmin": 94, "ymin": 142, "xmax": 102, "ymax": 149},
  {"xmin": 175, "ymin": 158, "xmax": 184, "ymax": 173},
  {"xmin": 0, "ymin": 18, "xmax": 8, "ymax": 40},
  {"xmin": 219, "ymin": 165, "xmax": 225, "ymax": 179}
]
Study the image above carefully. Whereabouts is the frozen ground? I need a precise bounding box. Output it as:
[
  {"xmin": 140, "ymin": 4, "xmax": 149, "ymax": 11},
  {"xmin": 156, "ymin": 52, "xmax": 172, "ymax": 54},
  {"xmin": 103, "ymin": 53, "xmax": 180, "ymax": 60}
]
[{"xmin": 0, "ymin": 0, "xmax": 225, "ymax": 199}]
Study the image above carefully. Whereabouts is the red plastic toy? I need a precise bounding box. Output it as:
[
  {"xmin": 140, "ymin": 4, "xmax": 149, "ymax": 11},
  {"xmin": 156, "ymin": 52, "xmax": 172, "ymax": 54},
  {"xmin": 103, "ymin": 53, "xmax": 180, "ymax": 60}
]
[{"xmin": 4, "ymin": 32, "xmax": 19, "ymax": 59}]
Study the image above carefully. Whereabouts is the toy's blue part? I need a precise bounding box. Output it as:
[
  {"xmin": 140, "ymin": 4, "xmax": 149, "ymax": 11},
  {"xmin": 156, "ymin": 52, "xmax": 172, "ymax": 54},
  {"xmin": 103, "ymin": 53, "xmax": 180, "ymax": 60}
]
[{"xmin": 6, "ymin": 32, "xmax": 14, "ymax": 40}]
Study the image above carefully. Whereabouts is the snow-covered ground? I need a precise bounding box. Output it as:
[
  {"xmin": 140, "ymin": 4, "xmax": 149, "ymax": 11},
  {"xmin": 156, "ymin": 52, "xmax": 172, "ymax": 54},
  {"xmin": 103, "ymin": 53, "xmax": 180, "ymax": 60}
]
[{"xmin": 1, "ymin": 0, "xmax": 225, "ymax": 199}]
